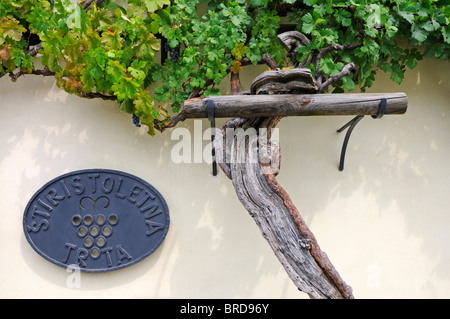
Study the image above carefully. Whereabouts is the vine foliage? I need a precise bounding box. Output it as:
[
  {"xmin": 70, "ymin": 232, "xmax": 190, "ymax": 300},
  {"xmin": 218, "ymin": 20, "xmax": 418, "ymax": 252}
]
[{"xmin": 1, "ymin": 0, "xmax": 448, "ymax": 134}]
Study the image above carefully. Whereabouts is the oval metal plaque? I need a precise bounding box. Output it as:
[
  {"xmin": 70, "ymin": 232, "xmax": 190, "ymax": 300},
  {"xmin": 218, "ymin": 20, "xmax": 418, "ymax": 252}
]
[{"xmin": 23, "ymin": 169, "xmax": 170, "ymax": 273}]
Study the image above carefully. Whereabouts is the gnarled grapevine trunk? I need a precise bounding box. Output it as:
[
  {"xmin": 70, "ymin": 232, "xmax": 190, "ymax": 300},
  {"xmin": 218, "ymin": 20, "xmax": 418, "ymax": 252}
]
[
  {"xmin": 183, "ymin": 30, "xmax": 405, "ymax": 299},
  {"xmin": 214, "ymin": 116, "xmax": 354, "ymax": 299},
  {"xmin": 209, "ymin": 31, "xmax": 361, "ymax": 299}
]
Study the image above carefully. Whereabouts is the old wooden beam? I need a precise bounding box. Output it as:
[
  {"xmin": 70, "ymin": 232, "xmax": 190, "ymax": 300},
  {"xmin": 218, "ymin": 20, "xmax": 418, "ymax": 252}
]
[{"xmin": 184, "ymin": 93, "xmax": 407, "ymax": 119}]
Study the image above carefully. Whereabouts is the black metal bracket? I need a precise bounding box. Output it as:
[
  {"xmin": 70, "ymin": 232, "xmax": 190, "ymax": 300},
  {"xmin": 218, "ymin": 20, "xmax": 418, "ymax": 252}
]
[
  {"xmin": 337, "ymin": 98, "xmax": 387, "ymax": 171},
  {"xmin": 207, "ymin": 99, "xmax": 217, "ymax": 176}
]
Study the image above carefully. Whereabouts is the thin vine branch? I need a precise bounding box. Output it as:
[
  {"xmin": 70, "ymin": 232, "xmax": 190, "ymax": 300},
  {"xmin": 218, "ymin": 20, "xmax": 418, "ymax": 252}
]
[
  {"xmin": 262, "ymin": 53, "xmax": 279, "ymax": 70},
  {"xmin": 1, "ymin": 66, "xmax": 118, "ymax": 101},
  {"xmin": 25, "ymin": 43, "xmax": 42, "ymax": 57},
  {"xmin": 319, "ymin": 62, "xmax": 358, "ymax": 93},
  {"xmin": 77, "ymin": 90, "xmax": 117, "ymax": 101},
  {"xmin": 154, "ymin": 110, "xmax": 187, "ymax": 133},
  {"xmin": 315, "ymin": 43, "xmax": 363, "ymax": 90},
  {"xmin": 7, "ymin": 66, "xmax": 55, "ymax": 81}
]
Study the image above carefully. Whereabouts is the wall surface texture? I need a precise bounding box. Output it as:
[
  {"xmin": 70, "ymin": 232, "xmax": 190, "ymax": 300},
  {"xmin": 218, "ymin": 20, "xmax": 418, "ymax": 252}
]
[{"xmin": 0, "ymin": 56, "xmax": 449, "ymax": 299}]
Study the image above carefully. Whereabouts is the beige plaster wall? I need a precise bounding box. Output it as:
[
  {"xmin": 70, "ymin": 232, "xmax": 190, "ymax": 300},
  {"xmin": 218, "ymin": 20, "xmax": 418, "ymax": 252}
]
[{"xmin": 0, "ymin": 56, "xmax": 448, "ymax": 299}]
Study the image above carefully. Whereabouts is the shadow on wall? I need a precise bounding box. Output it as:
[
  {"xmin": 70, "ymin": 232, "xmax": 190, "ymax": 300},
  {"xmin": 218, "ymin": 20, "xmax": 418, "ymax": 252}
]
[
  {"xmin": 1, "ymin": 57, "xmax": 448, "ymax": 298},
  {"xmin": 0, "ymin": 75, "xmax": 297, "ymax": 298},
  {"xmin": 0, "ymin": 76, "xmax": 169, "ymax": 291},
  {"xmin": 276, "ymin": 57, "xmax": 450, "ymax": 297}
]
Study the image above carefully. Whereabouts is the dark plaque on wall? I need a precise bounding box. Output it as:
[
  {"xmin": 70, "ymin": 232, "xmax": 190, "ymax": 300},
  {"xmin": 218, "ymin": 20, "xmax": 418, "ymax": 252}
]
[{"xmin": 23, "ymin": 169, "xmax": 170, "ymax": 273}]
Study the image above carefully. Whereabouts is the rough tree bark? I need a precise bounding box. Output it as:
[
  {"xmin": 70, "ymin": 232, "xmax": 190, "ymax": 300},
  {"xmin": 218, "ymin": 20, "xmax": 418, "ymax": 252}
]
[
  {"xmin": 209, "ymin": 31, "xmax": 380, "ymax": 299},
  {"xmin": 214, "ymin": 115, "xmax": 354, "ymax": 299},
  {"xmin": 188, "ymin": 30, "xmax": 409, "ymax": 298},
  {"xmin": 214, "ymin": 113, "xmax": 355, "ymax": 299}
]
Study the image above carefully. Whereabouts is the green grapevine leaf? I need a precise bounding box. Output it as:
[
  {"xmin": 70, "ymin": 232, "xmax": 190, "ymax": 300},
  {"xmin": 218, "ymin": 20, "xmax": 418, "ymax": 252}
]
[{"xmin": 144, "ymin": 0, "xmax": 170, "ymax": 13}]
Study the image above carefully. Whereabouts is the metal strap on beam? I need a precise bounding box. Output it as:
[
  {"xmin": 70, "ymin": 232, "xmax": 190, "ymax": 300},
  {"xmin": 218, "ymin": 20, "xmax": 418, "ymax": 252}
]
[
  {"xmin": 337, "ymin": 98, "xmax": 387, "ymax": 171},
  {"xmin": 207, "ymin": 100, "xmax": 217, "ymax": 176}
]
